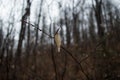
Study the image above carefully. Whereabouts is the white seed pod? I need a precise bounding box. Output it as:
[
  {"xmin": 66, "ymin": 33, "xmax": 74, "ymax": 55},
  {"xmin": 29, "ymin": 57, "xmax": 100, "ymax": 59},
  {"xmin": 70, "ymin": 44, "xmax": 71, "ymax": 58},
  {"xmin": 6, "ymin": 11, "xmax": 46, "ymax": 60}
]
[{"xmin": 54, "ymin": 33, "xmax": 61, "ymax": 52}]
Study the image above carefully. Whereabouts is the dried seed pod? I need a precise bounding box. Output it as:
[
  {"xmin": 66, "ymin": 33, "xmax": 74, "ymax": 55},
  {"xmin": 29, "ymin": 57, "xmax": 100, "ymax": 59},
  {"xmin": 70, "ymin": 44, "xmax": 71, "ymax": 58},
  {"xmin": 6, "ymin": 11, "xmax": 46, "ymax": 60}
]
[{"xmin": 54, "ymin": 33, "xmax": 61, "ymax": 52}]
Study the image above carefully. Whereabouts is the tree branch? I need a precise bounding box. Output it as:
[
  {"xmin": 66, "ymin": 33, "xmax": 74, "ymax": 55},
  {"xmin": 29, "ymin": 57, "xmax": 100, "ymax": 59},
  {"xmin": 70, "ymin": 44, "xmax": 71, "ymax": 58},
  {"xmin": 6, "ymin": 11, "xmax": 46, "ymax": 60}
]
[{"xmin": 23, "ymin": 21, "xmax": 89, "ymax": 79}]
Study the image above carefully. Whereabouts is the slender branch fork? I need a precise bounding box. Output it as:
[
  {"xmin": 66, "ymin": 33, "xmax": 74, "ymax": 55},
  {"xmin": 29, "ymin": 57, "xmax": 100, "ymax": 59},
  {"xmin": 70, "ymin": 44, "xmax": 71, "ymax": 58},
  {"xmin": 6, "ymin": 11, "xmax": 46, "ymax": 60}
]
[{"xmin": 23, "ymin": 20, "xmax": 108, "ymax": 80}]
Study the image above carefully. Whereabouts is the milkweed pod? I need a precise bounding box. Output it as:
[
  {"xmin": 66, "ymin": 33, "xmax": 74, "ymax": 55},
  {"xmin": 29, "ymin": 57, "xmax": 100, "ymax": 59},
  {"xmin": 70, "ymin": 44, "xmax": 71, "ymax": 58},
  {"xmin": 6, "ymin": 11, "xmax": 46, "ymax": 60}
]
[{"xmin": 54, "ymin": 33, "xmax": 61, "ymax": 52}]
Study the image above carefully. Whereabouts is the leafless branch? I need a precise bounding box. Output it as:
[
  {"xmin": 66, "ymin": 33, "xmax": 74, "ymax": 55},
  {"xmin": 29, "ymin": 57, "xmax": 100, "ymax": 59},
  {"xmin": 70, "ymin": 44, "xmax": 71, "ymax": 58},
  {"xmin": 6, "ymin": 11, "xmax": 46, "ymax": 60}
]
[
  {"xmin": 23, "ymin": 20, "xmax": 54, "ymax": 38},
  {"xmin": 51, "ymin": 43, "xmax": 58, "ymax": 80},
  {"xmin": 23, "ymin": 20, "xmax": 90, "ymax": 79},
  {"xmin": 61, "ymin": 46, "xmax": 90, "ymax": 80},
  {"xmin": 61, "ymin": 50, "xmax": 67, "ymax": 80}
]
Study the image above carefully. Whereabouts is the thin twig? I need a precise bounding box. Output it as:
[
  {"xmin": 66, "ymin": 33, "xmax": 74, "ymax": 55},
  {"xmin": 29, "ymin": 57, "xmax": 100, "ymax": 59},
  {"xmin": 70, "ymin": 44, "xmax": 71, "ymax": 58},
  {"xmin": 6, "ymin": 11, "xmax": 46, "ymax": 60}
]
[
  {"xmin": 51, "ymin": 43, "xmax": 58, "ymax": 80},
  {"xmin": 23, "ymin": 20, "xmax": 54, "ymax": 38},
  {"xmin": 61, "ymin": 49, "xmax": 67, "ymax": 80},
  {"xmin": 61, "ymin": 46, "xmax": 90, "ymax": 80},
  {"xmin": 54, "ymin": 28, "xmax": 61, "ymax": 36},
  {"xmin": 26, "ymin": 68, "xmax": 44, "ymax": 80},
  {"xmin": 80, "ymin": 55, "xmax": 90, "ymax": 63}
]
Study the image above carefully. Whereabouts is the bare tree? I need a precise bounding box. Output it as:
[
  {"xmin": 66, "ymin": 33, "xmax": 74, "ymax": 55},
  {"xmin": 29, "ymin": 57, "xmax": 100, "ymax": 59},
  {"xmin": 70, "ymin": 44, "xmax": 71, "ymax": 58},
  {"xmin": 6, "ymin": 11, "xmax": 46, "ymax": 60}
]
[
  {"xmin": 93, "ymin": 0, "xmax": 104, "ymax": 38},
  {"xmin": 64, "ymin": 8, "xmax": 71, "ymax": 47},
  {"xmin": 14, "ymin": 0, "xmax": 31, "ymax": 79},
  {"xmin": 31, "ymin": 0, "xmax": 44, "ymax": 79},
  {"xmin": 88, "ymin": 8, "xmax": 96, "ymax": 42},
  {"xmin": 25, "ymin": 0, "xmax": 31, "ymax": 67}
]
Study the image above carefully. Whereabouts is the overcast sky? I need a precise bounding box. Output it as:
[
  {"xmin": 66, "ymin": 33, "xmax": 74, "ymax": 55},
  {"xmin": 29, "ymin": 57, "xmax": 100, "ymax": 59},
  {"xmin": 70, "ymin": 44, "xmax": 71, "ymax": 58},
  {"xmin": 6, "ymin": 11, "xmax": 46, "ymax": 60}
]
[{"xmin": 0, "ymin": 0, "xmax": 120, "ymax": 40}]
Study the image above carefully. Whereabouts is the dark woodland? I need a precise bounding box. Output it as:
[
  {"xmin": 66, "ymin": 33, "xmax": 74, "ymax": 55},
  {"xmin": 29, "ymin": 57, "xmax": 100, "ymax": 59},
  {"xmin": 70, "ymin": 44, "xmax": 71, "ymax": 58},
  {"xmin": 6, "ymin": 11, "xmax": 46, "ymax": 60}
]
[{"xmin": 0, "ymin": 0, "xmax": 120, "ymax": 80}]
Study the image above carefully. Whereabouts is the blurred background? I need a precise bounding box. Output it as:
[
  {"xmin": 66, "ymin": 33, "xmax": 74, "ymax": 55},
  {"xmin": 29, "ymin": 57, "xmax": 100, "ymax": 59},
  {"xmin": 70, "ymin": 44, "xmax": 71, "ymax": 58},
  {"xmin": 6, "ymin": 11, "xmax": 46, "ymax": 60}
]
[{"xmin": 0, "ymin": 0, "xmax": 120, "ymax": 80}]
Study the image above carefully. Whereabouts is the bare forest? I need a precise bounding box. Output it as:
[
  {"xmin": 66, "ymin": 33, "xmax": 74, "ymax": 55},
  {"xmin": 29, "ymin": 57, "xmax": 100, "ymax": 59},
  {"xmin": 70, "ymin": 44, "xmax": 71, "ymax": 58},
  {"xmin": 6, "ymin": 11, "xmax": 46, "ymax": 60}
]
[{"xmin": 0, "ymin": 0, "xmax": 120, "ymax": 80}]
